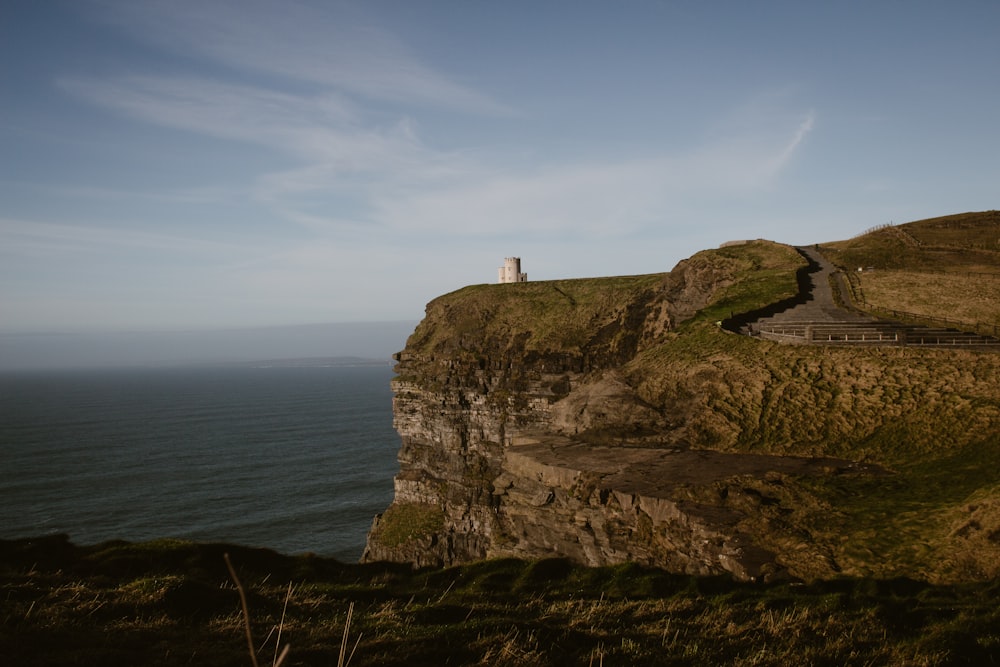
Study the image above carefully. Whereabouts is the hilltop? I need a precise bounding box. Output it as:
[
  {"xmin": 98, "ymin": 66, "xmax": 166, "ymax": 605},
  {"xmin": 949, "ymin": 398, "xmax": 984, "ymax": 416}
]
[
  {"xmin": 824, "ymin": 211, "xmax": 1000, "ymax": 331},
  {"xmin": 366, "ymin": 211, "xmax": 1000, "ymax": 583}
]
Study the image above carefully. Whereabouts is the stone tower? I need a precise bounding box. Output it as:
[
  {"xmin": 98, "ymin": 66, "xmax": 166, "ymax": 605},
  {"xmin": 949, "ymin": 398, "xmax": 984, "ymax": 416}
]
[{"xmin": 498, "ymin": 257, "xmax": 527, "ymax": 283}]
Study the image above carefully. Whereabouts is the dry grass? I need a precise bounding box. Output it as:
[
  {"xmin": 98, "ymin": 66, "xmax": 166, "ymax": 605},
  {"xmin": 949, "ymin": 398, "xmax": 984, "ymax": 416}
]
[
  {"xmin": 823, "ymin": 211, "xmax": 1000, "ymax": 322},
  {"xmin": 391, "ymin": 215, "xmax": 1000, "ymax": 585},
  {"xmin": 858, "ymin": 270, "xmax": 1000, "ymax": 327},
  {"xmin": 824, "ymin": 211, "xmax": 1000, "ymax": 270},
  {"xmin": 609, "ymin": 215, "xmax": 1000, "ymax": 583},
  {"xmin": 3, "ymin": 536, "xmax": 1000, "ymax": 665}
]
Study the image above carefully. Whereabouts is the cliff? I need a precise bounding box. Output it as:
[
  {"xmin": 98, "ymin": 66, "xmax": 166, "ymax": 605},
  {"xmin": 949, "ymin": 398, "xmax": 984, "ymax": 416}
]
[{"xmin": 364, "ymin": 222, "xmax": 1000, "ymax": 583}]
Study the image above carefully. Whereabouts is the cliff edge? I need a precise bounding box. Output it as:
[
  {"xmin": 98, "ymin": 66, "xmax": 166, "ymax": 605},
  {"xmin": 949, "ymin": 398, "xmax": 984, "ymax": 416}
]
[{"xmin": 364, "ymin": 217, "xmax": 1000, "ymax": 583}]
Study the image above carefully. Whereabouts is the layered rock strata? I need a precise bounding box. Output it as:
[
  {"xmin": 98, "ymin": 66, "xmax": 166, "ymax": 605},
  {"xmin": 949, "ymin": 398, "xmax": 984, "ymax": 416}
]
[
  {"xmin": 362, "ymin": 244, "xmax": 825, "ymax": 579},
  {"xmin": 362, "ymin": 239, "xmax": 999, "ymax": 580}
]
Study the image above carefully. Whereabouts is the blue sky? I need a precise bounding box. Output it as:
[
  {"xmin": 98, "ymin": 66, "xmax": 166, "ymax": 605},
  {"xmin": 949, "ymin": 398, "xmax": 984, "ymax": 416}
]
[{"xmin": 2, "ymin": 0, "xmax": 998, "ymax": 337}]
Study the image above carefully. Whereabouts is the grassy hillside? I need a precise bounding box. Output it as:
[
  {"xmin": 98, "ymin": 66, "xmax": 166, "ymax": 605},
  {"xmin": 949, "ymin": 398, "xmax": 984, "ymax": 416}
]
[
  {"xmin": 824, "ymin": 211, "xmax": 1000, "ymax": 270},
  {"xmin": 398, "ymin": 225, "xmax": 1000, "ymax": 582},
  {"xmin": 403, "ymin": 240, "xmax": 803, "ymax": 361},
  {"xmin": 3, "ymin": 535, "xmax": 999, "ymax": 666},
  {"xmin": 407, "ymin": 272, "xmax": 666, "ymax": 359},
  {"xmin": 621, "ymin": 212, "xmax": 1000, "ymax": 582},
  {"xmin": 822, "ymin": 211, "xmax": 1000, "ymax": 330}
]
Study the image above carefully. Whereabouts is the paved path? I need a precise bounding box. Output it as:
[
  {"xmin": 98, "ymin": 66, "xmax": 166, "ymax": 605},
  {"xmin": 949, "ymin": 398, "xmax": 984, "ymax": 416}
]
[
  {"xmin": 745, "ymin": 247, "xmax": 1000, "ymax": 347},
  {"xmin": 754, "ymin": 246, "xmax": 874, "ymax": 326}
]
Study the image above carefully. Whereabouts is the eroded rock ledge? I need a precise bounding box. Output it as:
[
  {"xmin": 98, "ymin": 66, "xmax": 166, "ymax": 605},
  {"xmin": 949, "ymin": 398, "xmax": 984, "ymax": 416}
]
[
  {"xmin": 361, "ymin": 243, "xmax": 852, "ymax": 580},
  {"xmin": 492, "ymin": 435, "xmax": 880, "ymax": 581}
]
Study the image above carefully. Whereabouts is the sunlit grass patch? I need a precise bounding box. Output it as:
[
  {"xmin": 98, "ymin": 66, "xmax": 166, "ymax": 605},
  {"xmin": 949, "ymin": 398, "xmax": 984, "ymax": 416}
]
[{"xmin": 371, "ymin": 502, "xmax": 445, "ymax": 548}]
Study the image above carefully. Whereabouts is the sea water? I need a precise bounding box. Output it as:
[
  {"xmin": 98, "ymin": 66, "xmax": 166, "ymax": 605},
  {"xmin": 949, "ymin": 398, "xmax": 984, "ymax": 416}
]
[{"xmin": 0, "ymin": 363, "xmax": 399, "ymax": 562}]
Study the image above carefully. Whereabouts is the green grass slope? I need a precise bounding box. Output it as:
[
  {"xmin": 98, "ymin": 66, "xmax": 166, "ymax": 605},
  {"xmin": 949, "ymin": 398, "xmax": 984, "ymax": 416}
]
[
  {"xmin": 399, "ymin": 240, "xmax": 804, "ymax": 387},
  {"xmin": 823, "ymin": 211, "xmax": 1000, "ymax": 331},
  {"xmin": 398, "ymin": 225, "xmax": 1000, "ymax": 582},
  {"xmin": 4, "ymin": 535, "xmax": 1000, "ymax": 666},
  {"xmin": 621, "ymin": 213, "xmax": 1000, "ymax": 582}
]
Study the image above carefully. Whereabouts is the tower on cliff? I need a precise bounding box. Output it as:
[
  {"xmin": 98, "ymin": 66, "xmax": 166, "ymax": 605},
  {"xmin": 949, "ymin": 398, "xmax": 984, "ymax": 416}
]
[{"xmin": 498, "ymin": 257, "xmax": 527, "ymax": 283}]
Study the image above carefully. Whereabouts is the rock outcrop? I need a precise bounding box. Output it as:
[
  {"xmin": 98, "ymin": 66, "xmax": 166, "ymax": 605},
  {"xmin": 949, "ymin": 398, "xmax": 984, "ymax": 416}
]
[
  {"xmin": 363, "ymin": 242, "xmax": 811, "ymax": 579},
  {"xmin": 362, "ymin": 238, "xmax": 1000, "ymax": 582}
]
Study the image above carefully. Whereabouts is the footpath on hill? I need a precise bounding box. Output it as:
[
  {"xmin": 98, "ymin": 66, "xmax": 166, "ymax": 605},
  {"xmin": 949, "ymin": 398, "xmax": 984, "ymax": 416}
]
[
  {"xmin": 745, "ymin": 246, "xmax": 1000, "ymax": 347},
  {"xmin": 785, "ymin": 247, "xmax": 870, "ymax": 322},
  {"xmin": 750, "ymin": 246, "xmax": 874, "ymax": 326}
]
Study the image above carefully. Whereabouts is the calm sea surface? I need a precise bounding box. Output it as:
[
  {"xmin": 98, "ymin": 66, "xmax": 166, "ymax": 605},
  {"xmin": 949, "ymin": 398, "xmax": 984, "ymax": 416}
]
[{"xmin": 0, "ymin": 363, "xmax": 399, "ymax": 562}]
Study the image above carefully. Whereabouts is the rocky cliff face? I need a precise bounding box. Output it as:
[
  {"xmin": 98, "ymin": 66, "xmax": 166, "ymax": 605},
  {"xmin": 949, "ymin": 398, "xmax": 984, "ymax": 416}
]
[
  {"xmin": 362, "ymin": 240, "xmax": 1000, "ymax": 582},
  {"xmin": 361, "ymin": 273, "xmax": 668, "ymax": 566},
  {"xmin": 362, "ymin": 243, "xmax": 804, "ymax": 578}
]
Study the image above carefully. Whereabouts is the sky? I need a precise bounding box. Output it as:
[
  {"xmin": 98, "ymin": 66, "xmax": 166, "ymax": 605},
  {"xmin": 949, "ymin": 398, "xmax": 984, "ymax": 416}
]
[{"xmin": 2, "ymin": 1, "xmax": 999, "ymax": 363}]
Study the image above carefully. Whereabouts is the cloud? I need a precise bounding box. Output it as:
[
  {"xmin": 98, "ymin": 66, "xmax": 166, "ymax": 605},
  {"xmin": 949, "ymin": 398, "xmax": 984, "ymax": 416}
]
[
  {"xmin": 64, "ymin": 1, "xmax": 817, "ymax": 247},
  {"xmin": 94, "ymin": 0, "xmax": 514, "ymax": 116},
  {"xmin": 772, "ymin": 111, "xmax": 816, "ymax": 171},
  {"xmin": 706, "ymin": 91, "xmax": 816, "ymax": 174},
  {"xmin": 0, "ymin": 217, "xmax": 236, "ymax": 259},
  {"xmin": 61, "ymin": 66, "xmax": 816, "ymax": 245},
  {"xmin": 368, "ymin": 115, "xmax": 818, "ymax": 239},
  {"xmin": 60, "ymin": 76, "xmax": 363, "ymax": 157},
  {"xmin": 59, "ymin": 72, "xmax": 461, "ymax": 187}
]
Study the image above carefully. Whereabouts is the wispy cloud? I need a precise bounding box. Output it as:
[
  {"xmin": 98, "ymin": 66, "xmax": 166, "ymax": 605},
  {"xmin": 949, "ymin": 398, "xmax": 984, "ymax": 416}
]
[
  {"xmin": 773, "ymin": 111, "xmax": 816, "ymax": 171},
  {"xmin": 0, "ymin": 217, "xmax": 236, "ymax": 259},
  {"xmin": 368, "ymin": 114, "xmax": 818, "ymax": 238},
  {"xmin": 63, "ymin": 1, "xmax": 817, "ymax": 246},
  {"xmin": 59, "ymin": 76, "xmax": 365, "ymax": 159},
  {"xmin": 94, "ymin": 0, "xmax": 514, "ymax": 116},
  {"xmin": 61, "ymin": 64, "xmax": 815, "ymax": 240},
  {"xmin": 706, "ymin": 92, "xmax": 816, "ymax": 175}
]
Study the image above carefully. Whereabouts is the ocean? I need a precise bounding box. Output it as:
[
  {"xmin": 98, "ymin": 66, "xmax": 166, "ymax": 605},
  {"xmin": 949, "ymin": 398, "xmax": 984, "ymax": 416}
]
[{"xmin": 0, "ymin": 362, "xmax": 399, "ymax": 563}]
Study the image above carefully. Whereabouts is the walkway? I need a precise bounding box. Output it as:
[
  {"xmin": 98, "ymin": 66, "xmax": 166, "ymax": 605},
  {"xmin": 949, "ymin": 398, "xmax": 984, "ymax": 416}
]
[{"xmin": 743, "ymin": 247, "xmax": 1000, "ymax": 348}]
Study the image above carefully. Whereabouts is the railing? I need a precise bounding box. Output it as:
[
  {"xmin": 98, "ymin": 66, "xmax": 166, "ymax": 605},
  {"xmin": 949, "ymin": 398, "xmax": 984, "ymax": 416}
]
[
  {"xmin": 854, "ymin": 222, "xmax": 895, "ymax": 238},
  {"xmin": 754, "ymin": 323, "xmax": 901, "ymax": 345},
  {"xmin": 754, "ymin": 322, "xmax": 1000, "ymax": 347}
]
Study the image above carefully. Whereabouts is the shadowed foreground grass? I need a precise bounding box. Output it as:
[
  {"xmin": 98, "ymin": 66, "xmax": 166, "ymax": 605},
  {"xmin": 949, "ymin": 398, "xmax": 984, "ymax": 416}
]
[{"xmin": 3, "ymin": 535, "xmax": 1000, "ymax": 666}]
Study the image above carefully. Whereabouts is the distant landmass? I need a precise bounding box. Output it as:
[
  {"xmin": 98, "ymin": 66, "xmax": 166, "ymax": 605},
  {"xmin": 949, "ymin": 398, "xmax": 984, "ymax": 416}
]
[
  {"xmin": 207, "ymin": 356, "xmax": 393, "ymax": 368},
  {"xmin": 0, "ymin": 321, "xmax": 416, "ymax": 370}
]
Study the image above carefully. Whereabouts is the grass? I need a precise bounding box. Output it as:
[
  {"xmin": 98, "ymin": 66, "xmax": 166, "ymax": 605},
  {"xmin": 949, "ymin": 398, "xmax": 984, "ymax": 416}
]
[
  {"xmin": 683, "ymin": 241, "xmax": 804, "ymax": 324},
  {"xmin": 856, "ymin": 270, "xmax": 1000, "ymax": 328},
  {"xmin": 3, "ymin": 535, "xmax": 1000, "ymax": 665},
  {"xmin": 401, "ymin": 240, "xmax": 802, "ymax": 365},
  {"xmin": 621, "ymin": 333, "xmax": 1000, "ymax": 581},
  {"xmin": 407, "ymin": 272, "xmax": 666, "ymax": 359},
  {"xmin": 793, "ymin": 437, "xmax": 1000, "ymax": 581},
  {"xmin": 822, "ymin": 211, "xmax": 1000, "ymax": 329},
  {"xmin": 370, "ymin": 503, "xmax": 445, "ymax": 548},
  {"xmin": 823, "ymin": 211, "xmax": 1000, "ymax": 271},
  {"xmin": 386, "ymin": 219, "xmax": 1000, "ymax": 584}
]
